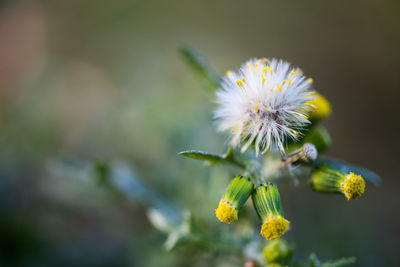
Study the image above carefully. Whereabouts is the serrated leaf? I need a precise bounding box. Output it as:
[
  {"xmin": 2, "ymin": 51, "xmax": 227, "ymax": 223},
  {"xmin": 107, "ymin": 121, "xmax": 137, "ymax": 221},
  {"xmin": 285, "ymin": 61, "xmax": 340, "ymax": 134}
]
[
  {"xmin": 312, "ymin": 156, "xmax": 381, "ymax": 185},
  {"xmin": 179, "ymin": 45, "xmax": 222, "ymax": 92}
]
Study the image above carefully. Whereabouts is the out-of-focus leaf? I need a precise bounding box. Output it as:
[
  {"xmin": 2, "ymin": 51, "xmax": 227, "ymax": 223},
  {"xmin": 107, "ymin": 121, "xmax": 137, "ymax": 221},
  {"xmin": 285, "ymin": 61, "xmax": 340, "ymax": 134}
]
[
  {"xmin": 309, "ymin": 253, "xmax": 321, "ymax": 267},
  {"xmin": 49, "ymin": 158, "xmax": 181, "ymax": 225},
  {"xmin": 179, "ymin": 45, "xmax": 222, "ymax": 92},
  {"xmin": 48, "ymin": 157, "xmax": 94, "ymax": 182},
  {"xmin": 163, "ymin": 210, "xmax": 192, "ymax": 251},
  {"xmin": 178, "ymin": 147, "xmax": 245, "ymax": 168},
  {"xmin": 302, "ymin": 126, "xmax": 332, "ymax": 153},
  {"xmin": 311, "ymin": 156, "xmax": 381, "ymax": 185},
  {"xmin": 308, "ymin": 253, "xmax": 356, "ymax": 267},
  {"xmin": 321, "ymin": 257, "xmax": 356, "ymax": 267},
  {"xmin": 50, "ymin": 158, "xmax": 198, "ymax": 251},
  {"xmin": 146, "ymin": 208, "xmax": 176, "ymax": 234}
]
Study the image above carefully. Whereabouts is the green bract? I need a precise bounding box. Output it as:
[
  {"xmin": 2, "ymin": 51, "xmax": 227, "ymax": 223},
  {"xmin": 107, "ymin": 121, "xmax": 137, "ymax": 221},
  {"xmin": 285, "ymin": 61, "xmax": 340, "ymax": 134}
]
[
  {"xmin": 252, "ymin": 183, "xmax": 284, "ymax": 220},
  {"xmin": 221, "ymin": 176, "xmax": 254, "ymax": 209}
]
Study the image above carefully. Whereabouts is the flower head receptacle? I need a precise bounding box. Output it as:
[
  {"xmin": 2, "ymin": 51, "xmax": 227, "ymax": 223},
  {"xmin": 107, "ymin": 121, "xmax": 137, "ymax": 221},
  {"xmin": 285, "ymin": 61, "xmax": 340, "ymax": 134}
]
[
  {"xmin": 252, "ymin": 183, "xmax": 290, "ymax": 240},
  {"xmin": 215, "ymin": 176, "xmax": 253, "ymax": 224},
  {"xmin": 311, "ymin": 167, "xmax": 365, "ymax": 200}
]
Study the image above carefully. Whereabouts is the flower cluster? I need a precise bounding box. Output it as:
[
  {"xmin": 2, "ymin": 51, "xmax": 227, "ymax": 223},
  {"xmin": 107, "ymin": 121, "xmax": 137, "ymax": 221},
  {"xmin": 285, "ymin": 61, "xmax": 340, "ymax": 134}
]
[
  {"xmin": 178, "ymin": 50, "xmax": 378, "ymax": 265},
  {"xmin": 216, "ymin": 177, "xmax": 290, "ymax": 240},
  {"xmin": 212, "ymin": 57, "xmax": 367, "ymax": 240}
]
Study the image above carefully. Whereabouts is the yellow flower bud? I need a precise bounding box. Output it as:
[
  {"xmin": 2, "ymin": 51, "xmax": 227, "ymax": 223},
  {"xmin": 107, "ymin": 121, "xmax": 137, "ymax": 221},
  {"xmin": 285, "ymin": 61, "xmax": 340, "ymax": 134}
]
[
  {"xmin": 311, "ymin": 167, "xmax": 365, "ymax": 200},
  {"xmin": 263, "ymin": 239, "xmax": 292, "ymax": 263},
  {"xmin": 342, "ymin": 172, "xmax": 365, "ymax": 200},
  {"xmin": 252, "ymin": 183, "xmax": 290, "ymax": 240},
  {"xmin": 215, "ymin": 176, "xmax": 253, "ymax": 224},
  {"xmin": 306, "ymin": 92, "xmax": 331, "ymax": 121},
  {"xmin": 215, "ymin": 201, "xmax": 238, "ymax": 224}
]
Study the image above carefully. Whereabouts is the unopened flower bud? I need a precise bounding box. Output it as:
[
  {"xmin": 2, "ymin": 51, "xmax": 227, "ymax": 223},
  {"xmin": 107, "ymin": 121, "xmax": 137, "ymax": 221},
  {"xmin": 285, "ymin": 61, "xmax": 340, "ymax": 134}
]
[
  {"xmin": 252, "ymin": 183, "xmax": 290, "ymax": 240},
  {"xmin": 215, "ymin": 176, "xmax": 253, "ymax": 224},
  {"xmin": 263, "ymin": 239, "xmax": 292, "ymax": 263},
  {"xmin": 311, "ymin": 167, "xmax": 365, "ymax": 200}
]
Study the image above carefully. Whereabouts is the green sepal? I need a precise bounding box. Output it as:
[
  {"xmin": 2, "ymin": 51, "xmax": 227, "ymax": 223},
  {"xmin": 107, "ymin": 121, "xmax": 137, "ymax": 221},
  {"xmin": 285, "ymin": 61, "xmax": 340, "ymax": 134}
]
[
  {"xmin": 178, "ymin": 45, "xmax": 222, "ymax": 93},
  {"xmin": 310, "ymin": 167, "xmax": 343, "ymax": 194},
  {"xmin": 222, "ymin": 176, "xmax": 253, "ymax": 210},
  {"xmin": 252, "ymin": 182, "xmax": 284, "ymax": 221}
]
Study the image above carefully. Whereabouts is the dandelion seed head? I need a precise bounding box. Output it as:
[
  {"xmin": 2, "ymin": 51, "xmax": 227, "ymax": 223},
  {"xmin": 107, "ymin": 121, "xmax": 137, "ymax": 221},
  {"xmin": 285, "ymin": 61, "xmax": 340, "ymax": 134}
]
[
  {"xmin": 301, "ymin": 143, "xmax": 318, "ymax": 161},
  {"xmin": 342, "ymin": 172, "xmax": 365, "ymax": 200},
  {"xmin": 215, "ymin": 58, "xmax": 314, "ymax": 154}
]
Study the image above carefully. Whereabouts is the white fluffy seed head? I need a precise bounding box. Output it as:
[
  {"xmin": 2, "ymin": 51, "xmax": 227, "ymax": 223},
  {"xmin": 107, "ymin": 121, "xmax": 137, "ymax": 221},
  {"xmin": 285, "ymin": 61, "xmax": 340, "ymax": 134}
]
[
  {"xmin": 301, "ymin": 143, "xmax": 318, "ymax": 161},
  {"xmin": 214, "ymin": 58, "xmax": 314, "ymax": 155}
]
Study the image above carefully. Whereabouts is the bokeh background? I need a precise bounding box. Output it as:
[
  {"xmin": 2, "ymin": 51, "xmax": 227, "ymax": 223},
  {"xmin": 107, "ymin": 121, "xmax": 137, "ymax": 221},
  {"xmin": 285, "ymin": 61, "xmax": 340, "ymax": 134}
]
[{"xmin": 0, "ymin": 0, "xmax": 399, "ymax": 266}]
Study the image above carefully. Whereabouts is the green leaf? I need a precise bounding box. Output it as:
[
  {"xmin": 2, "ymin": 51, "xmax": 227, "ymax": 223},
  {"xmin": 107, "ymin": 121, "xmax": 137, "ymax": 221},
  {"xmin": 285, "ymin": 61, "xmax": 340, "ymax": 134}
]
[
  {"xmin": 178, "ymin": 45, "xmax": 222, "ymax": 92},
  {"xmin": 321, "ymin": 257, "xmax": 356, "ymax": 267},
  {"xmin": 178, "ymin": 150, "xmax": 224, "ymax": 164},
  {"xmin": 178, "ymin": 147, "xmax": 245, "ymax": 168},
  {"xmin": 311, "ymin": 156, "xmax": 381, "ymax": 185}
]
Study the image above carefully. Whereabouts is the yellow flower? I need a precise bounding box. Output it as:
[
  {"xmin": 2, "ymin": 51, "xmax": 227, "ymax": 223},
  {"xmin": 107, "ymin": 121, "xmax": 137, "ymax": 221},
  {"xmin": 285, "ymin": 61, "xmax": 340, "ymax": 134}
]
[
  {"xmin": 342, "ymin": 172, "xmax": 365, "ymax": 200},
  {"xmin": 215, "ymin": 176, "xmax": 253, "ymax": 224},
  {"xmin": 260, "ymin": 217, "xmax": 290, "ymax": 240},
  {"xmin": 252, "ymin": 183, "xmax": 290, "ymax": 240},
  {"xmin": 311, "ymin": 167, "xmax": 366, "ymax": 200},
  {"xmin": 215, "ymin": 201, "xmax": 238, "ymax": 224},
  {"xmin": 306, "ymin": 92, "xmax": 331, "ymax": 121}
]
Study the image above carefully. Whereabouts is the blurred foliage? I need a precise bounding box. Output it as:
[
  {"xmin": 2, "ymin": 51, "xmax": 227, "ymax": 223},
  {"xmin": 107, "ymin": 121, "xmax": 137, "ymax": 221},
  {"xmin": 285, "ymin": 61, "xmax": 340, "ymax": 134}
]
[{"xmin": 179, "ymin": 45, "xmax": 222, "ymax": 93}]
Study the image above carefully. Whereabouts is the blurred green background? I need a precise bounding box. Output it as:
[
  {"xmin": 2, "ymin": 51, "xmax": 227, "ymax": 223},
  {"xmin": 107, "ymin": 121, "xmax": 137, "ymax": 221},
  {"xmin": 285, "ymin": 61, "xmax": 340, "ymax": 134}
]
[{"xmin": 0, "ymin": 0, "xmax": 399, "ymax": 266}]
